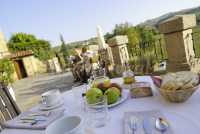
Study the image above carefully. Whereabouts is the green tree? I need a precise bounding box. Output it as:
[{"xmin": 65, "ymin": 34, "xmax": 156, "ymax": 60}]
[
  {"xmin": 33, "ymin": 39, "xmax": 54, "ymax": 61},
  {"xmin": 107, "ymin": 23, "xmax": 140, "ymax": 56},
  {"xmin": 125, "ymin": 27, "xmax": 140, "ymax": 54},
  {"xmin": 136, "ymin": 26, "xmax": 157, "ymax": 43},
  {"xmin": 104, "ymin": 32, "xmax": 114, "ymax": 41},
  {"xmin": 8, "ymin": 33, "xmax": 54, "ymax": 61},
  {"xmin": 105, "ymin": 23, "xmax": 160, "ymax": 57},
  {"xmin": 59, "ymin": 34, "xmax": 69, "ymax": 60},
  {"xmin": 113, "ymin": 22, "xmax": 132, "ymax": 35}
]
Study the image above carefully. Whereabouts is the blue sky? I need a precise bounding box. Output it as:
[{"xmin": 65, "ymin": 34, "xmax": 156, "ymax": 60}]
[{"xmin": 1, "ymin": 0, "xmax": 200, "ymax": 46}]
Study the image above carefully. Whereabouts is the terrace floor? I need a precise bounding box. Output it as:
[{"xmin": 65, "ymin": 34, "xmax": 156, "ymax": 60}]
[{"xmin": 12, "ymin": 72, "xmax": 74, "ymax": 112}]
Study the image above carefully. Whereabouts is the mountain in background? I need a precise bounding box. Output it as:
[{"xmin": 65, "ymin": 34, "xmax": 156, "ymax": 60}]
[
  {"xmin": 139, "ymin": 6, "xmax": 200, "ymax": 27},
  {"xmin": 53, "ymin": 37, "xmax": 98, "ymax": 51},
  {"xmin": 66, "ymin": 37, "xmax": 98, "ymax": 46}
]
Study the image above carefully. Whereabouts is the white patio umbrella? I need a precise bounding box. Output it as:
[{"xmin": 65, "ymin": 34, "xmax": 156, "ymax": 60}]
[{"xmin": 96, "ymin": 25, "xmax": 107, "ymax": 49}]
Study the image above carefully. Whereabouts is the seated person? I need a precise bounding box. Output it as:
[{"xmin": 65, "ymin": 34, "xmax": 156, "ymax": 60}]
[
  {"xmin": 80, "ymin": 47, "xmax": 93, "ymax": 83},
  {"xmin": 70, "ymin": 54, "xmax": 82, "ymax": 82}
]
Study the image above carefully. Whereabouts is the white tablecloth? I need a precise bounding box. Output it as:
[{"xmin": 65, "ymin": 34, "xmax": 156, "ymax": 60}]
[{"xmin": 2, "ymin": 76, "xmax": 200, "ymax": 134}]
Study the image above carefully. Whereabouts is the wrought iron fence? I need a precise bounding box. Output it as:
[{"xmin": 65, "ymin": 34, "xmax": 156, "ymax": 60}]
[
  {"xmin": 128, "ymin": 36, "xmax": 168, "ymax": 61},
  {"xmin": 128, "ymin": 28, "xmax": 200, "ymax": 61},
  {"xmin": 191, "ymin": 31, "xmax": 200, "ymax": 58}
]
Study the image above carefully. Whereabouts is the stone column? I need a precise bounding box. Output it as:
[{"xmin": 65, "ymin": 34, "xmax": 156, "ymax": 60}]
[
  {"xmin": 159, "ymin": 14, "xmax": 196, "ymax": 72},
  {"xmin": 108, "ymin": 35, "xmax": 129, "ymax": 67},
  {"xmin": 0, "ymin": 32, "xmax": 10, "ymax": 59}
]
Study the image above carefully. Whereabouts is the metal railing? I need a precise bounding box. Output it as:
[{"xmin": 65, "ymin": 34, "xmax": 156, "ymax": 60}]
[
  {"xmin": 191, "ymin": 31, "xmax": 200, "ymax": 58},
  {"xmin": 128, "ymin": 29, "xmax": 200, "ymax": 61},
  {"xmin": 128, "ymin": 37, "xmax": 168, "ymax": 61}
]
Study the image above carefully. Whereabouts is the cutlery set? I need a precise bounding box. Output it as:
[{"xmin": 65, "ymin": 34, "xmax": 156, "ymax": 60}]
[
  {"xmin": 20, "ymin": 120, "xmax": 40, "ymax": 126},
  {"xmin": 129, "ymin": 116, "xmax": 169, "ymax": 134},
  {"xmin": 20, "ymin": 111, "xmax": 51, "ymax": 125},
  {"xmin": 129, "ymin": 117, "xmax": 137, "ymax": 134}
]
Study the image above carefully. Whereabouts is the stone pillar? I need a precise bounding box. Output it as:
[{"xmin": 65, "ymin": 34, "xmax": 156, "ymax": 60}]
[
  {"xmin": 159, "ymin": 14, "xmax": 196, "ymax": 72},
  {"xmin": 108, "ymin": 35, "xmax": 129, "ymax": 66},
  {"xmin": 52, "ymin": 57, "xmax": 62, "ymax": 73},
  {"xmin": 0, "ymin": 32, "xmax": 10, "ymax": 59}
]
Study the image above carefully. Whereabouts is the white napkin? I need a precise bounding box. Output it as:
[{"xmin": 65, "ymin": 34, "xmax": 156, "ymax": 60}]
[{"xmin": 3, "ymin": 109, "xmax": 64, "ymax": 130}]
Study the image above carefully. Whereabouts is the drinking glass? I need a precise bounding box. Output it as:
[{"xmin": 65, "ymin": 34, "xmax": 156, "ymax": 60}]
[
  {"xmin": 72, "ymin": 84, "xmax": 86, "ymax": 99},
  {"xmin": 85, "ymin": 95, "xmax": 109, "ymax": 128},
  {"xmin": 71, "ymin": 84, "xmax": 87, "ymax": 112}
]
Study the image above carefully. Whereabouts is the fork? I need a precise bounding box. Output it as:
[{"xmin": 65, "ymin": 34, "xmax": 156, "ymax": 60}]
[
  {"xmin": 129, "ymin": 116, "xmax": 137, "ymax": 134},
  {"xmin": 21, "ymin": 120, "xmax": 38, "ymax": 125},
  {"xmin": 29, "ymin": 111, "xmax": 51, "ymax": 117}
]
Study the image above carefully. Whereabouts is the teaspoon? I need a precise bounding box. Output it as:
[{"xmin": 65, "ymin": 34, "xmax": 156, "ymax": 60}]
[{"xmin": 155, "ymin": 117, "xmax": 169, "ymax": 133}]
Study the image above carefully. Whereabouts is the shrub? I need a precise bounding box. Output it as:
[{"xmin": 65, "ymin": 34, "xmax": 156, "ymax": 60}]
[
  {"xmin": 0, "ymin": 58, "xmax": 14, "ymax": 85},
  {"xmin": 8, "ymin": 33, "xmax": 54, "ymax": 61},
  {"xmin": 129, "ymin": 52, "xmax": 156, "ymax": 75}
]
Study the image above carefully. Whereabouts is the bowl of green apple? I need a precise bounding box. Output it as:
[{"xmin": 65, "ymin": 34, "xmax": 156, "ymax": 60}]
[{"xmin": 85, "ymin": 77, "xmax": 129, "ymax": 108}]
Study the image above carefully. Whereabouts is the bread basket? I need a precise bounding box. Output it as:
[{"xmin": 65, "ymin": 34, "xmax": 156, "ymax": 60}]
[{"xmin": 151, "ymin": 76, "xmax": 200, "ymax": 102}]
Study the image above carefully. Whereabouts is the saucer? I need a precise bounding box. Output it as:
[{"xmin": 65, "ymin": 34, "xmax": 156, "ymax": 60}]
[{"xmin": 39, "ymin": 100, "xmax": 64, "ymax": 111}]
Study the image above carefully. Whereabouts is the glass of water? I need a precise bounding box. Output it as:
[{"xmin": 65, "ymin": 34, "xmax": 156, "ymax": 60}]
[
  {"xmin": 71, "ymin": 83, "xmax": 87, "ymax": 113},
  {"xmin": 85, "ymin": 95, "xmax": 109, "ymax": 128}
]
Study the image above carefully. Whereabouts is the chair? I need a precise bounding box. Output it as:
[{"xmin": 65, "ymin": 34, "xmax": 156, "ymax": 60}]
[{"xmin": 0, "ymin": 82, "xmax": 20, "ymax": 130}]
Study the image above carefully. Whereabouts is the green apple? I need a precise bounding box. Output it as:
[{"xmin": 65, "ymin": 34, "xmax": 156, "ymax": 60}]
[
  {"xmin": 86, "ymin": 88, "xmax": 103, "ymax": 104},
  {"xmin": 108, "ymin": 87, "xmax": 121, "ymax": 96},
  {"xmin": 104, "ymin": 88, "xmax": 119, "ymax": 104},
  {"xmin": 109, "ymin": 83, "xmax": 122, "ymax": 93}
]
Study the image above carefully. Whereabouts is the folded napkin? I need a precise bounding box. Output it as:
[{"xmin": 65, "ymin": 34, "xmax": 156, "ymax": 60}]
[
  {"xmin": 124, "ymin": 110, "xmax": 173, "ymax": 134},
  {"xmin": 3, "ymin": 109, "xmax": 64, "ymax": 130}
]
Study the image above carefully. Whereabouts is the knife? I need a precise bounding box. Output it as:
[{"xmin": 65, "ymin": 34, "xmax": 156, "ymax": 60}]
[
  {"xmin": 143, "ymin": 117, "xmax": 153, "ymax": 134},
  {"xmin": 20, "ymin": 117, "xmax": 46, "ymax": 121},
  {"xmin": 29, "ymin": 111, "xmax": 51, "ymax": 117}
]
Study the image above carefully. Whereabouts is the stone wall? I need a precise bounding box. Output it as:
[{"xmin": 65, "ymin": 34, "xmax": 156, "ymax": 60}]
[
  {"xmin": 34, "ymin": 58, "xmax": 47, "ymax": 73},
  {"xmin": 22, "ymin": 56, "xmax": 47, "ymax": 77},
  {"xmin": 22, "ymin": 56, "xmax": 37, "ymax": 76}
]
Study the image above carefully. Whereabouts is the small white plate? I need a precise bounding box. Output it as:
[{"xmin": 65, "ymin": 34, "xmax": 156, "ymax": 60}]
[
  {"xmin": 108, "ymin": 90, "xmax": 129, "ymax": 108},
  {"xmin": 39, "ymin": 100, "xmax": 64, "ymax": 111}
]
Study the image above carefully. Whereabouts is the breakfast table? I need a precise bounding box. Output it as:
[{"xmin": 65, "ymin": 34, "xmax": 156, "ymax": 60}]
[{"xmin": 2, "ymin": 76, "xmax": 200, "ymax": 134}]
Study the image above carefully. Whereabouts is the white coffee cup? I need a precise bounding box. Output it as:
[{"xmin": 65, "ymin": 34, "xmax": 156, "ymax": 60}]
[
  {"xmin": 45, "ymin": 116, "xmax": 82, "ymax": 134},
  {"xmin": 41, "ymin": 89, "xmax": 61, "ymax": 107}
]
